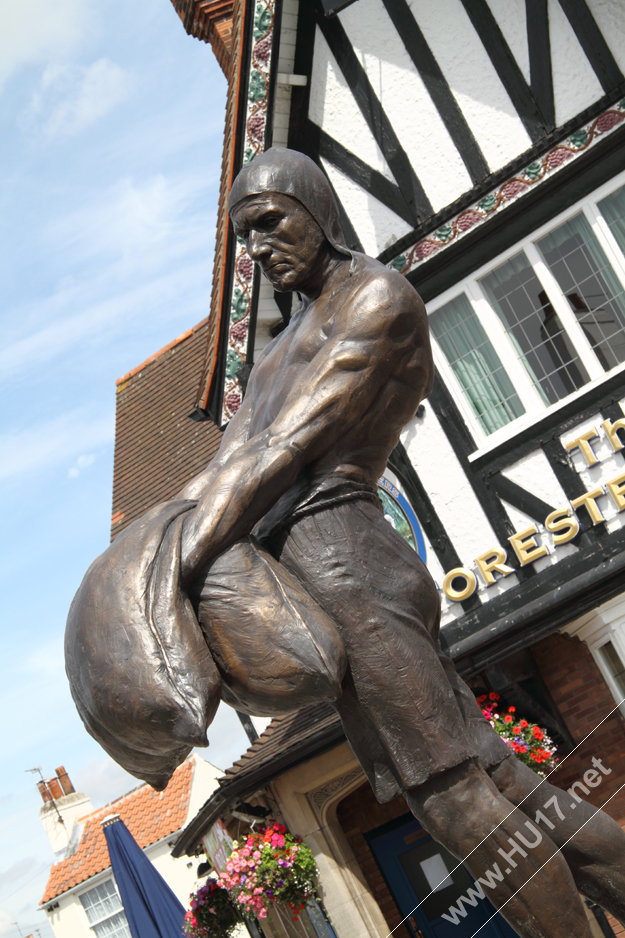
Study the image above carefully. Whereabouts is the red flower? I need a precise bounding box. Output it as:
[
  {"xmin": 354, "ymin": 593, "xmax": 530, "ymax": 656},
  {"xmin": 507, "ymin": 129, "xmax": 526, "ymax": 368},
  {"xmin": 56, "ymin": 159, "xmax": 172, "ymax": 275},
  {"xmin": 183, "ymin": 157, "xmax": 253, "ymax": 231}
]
[
  {"xmin": 503, "ymin": 714, "xmax": 513, "ymax": 723},
  {"xmin": 513, "ymin": 726, "xmax": 522, "ymax": 734},
  {"xmin": 532, "ymin": 727, "xmax": 544, "ymax": 740},
  {"xmin": 489, "ymin": 692, "xmax": 500, "ymax": 701},
  {"xmin": 530, "ymin": 748, "xmax": 550, "ymax": 763},
  {"xmin": 477, "ymin": 694, "xmax": 487, "ymax": 704},
  {"xmin": 508, "ymin": 706, "xmax": 516, "ymax": 713},
  {"xmin": 520, "ymin": 720, "xmax": 528, "ymax": 728}
]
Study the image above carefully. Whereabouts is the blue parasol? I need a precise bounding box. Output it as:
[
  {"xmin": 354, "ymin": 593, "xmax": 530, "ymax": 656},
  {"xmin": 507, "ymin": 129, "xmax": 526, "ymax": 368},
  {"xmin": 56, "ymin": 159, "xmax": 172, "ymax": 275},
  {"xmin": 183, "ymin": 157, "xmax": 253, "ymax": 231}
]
[{"xmin": 102, "ymin": 815, "xmax": 186, "ymax": 938}]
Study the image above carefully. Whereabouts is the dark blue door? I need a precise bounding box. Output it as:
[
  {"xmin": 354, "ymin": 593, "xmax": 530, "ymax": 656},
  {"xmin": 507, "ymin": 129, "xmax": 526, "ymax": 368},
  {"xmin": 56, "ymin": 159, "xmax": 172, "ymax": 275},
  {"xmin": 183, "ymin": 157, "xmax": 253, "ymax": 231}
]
[{"xmin": 366, "ymin": 815, "xmax": 519, "ymax": 938}]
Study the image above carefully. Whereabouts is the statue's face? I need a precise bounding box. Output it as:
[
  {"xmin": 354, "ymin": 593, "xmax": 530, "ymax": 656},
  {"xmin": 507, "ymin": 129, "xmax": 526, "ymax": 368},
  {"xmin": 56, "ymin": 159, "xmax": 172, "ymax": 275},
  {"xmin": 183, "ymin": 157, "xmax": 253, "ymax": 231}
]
[{"xmin": 231, "ymin": 192, "xmax": 327, "ymax": 293}]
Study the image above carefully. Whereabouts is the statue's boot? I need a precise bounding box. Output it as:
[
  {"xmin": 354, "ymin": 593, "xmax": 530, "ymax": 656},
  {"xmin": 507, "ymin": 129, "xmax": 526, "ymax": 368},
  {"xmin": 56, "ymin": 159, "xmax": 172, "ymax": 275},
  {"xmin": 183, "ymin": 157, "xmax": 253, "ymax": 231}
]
[
  {"xmin": 405, "ymin": 759, "xmax": 593, "ymax": 938},
  {"xmin": 491, "ymin": 755, "xmax": 625, "ymax": 925}
]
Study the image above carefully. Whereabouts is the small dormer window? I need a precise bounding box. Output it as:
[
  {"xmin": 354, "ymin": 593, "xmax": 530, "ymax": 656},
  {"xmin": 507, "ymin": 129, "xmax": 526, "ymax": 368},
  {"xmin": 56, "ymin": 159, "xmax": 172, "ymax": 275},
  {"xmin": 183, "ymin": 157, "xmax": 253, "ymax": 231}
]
[{"xmin": 79, "ymin": 879, "xmax": 131, "ymax": 938}]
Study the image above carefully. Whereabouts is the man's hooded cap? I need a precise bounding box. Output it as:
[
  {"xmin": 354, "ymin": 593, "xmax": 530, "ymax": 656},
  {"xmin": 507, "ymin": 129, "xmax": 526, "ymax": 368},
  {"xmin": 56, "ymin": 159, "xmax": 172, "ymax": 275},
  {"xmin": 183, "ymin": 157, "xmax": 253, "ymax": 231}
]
[{"xmin": 228, "ymin": 147, "xmax": 352, "ymax": 258}]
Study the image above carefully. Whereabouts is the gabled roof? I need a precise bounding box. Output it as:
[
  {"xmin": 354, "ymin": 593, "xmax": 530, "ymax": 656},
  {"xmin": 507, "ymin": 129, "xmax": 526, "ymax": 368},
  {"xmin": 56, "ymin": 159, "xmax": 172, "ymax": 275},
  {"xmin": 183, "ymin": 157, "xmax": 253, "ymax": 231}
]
[
  {"xmin": 171, "ymin": 1, "xmax": 234, "ymax": 77},
  {"xmin": 41, "ymin": 758, "xmax": 195, "ymax": 904},
  {"xmin": 111, "ymin": 317, "xmax": 222, "ymax": 541},
  {"xmin": 172, "ymin": 704, "xmax": 345, "ymax": 857}
]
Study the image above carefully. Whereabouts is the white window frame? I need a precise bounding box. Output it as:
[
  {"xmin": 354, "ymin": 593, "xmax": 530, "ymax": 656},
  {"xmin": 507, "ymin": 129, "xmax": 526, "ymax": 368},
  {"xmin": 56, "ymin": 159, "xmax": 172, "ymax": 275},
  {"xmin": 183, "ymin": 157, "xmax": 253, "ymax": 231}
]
[
  {"xmin": 427, "ymin": 167, "xmax": 625, "ymax": 459},
  {"xmin": 564, "ymin": 603, "xmax": 625, "ymax": 716},
  {"xmin": 79, "ymin": 878, "xmax": 131, "ymax": 938}
]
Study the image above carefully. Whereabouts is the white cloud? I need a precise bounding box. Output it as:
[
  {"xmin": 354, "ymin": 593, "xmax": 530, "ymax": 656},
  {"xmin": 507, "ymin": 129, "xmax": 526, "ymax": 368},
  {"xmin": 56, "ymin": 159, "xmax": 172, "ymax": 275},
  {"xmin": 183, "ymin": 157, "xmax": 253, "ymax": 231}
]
[
  {"xmin": 0, "ymin": 172, "xmax": 213, "ymax": 384},
  {"xmin": 0, "ymin": 910, "xmax": 16, "ymax": 937},
  {"xmin": 23, "ymin": 638, "xmax": 65, "ymax": 679},
  {"xmin": 68, "ymin": 454, "xmax": 96, "ymax": 478},
  {"xmin": 30, "ymin": 59, "xmax": 131, "ymax": 137},
  {"xmin": 46, "ymin": 173, "xmax": 211, "ymax": 264},
  {"xmin": 0, "ymin": 0, "xmax": 88, "ymax": 92},
  {"xmin": 0, "ymin": 410, "xmax": 113, "ymax": 483},
  {"xmin": 0, "ymin": 860, "xmax": 38, "ymax": 892},
  {"xmin": 0, "ymin": 259, "xmax": 207, "ymax": 383},
  {"xmin": 74, "ymin": 757, "xmax": 137, "ymax": 807}
]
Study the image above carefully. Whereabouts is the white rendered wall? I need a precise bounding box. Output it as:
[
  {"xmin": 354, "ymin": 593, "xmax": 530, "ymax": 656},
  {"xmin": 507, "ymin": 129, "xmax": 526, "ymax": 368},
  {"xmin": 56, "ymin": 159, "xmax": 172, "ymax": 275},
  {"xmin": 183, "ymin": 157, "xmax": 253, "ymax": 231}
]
[
  {"xmin": 43, "ymin": 756, "xmax": 223, "ymax": 938},
  {"xmin": 339, "ymin": 3, "xmax": 474, "ymax": 212},
  {"xmin": 589, "ymin": 0, "xmax": 625, "ymax": 75},
  {"xmin": 271, "ymin": 0, "xmax": 299, "ymax": 150},
  {"xmin": 41, "ymin": 793, "xmax": 94, "ymax": 856},
  {"xmin": 298, "ymin": 0, "xmax": 620, "ymax": 257}
]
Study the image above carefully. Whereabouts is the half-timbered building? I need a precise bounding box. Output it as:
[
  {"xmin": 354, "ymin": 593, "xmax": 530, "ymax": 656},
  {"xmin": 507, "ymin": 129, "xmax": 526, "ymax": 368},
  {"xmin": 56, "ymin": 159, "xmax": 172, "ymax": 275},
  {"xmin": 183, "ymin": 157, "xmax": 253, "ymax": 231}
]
[{"xmin": 110, "ymin": 1, "xmax": 625, "ymax": 936}]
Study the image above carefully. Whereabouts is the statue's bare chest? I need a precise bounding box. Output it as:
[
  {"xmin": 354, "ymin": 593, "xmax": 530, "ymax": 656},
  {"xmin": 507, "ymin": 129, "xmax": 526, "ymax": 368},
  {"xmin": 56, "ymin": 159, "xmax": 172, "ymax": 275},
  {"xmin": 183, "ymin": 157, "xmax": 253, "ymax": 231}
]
[{"xmin": 249, "ymin": 305, "xmax": 332, "ymax": 433}]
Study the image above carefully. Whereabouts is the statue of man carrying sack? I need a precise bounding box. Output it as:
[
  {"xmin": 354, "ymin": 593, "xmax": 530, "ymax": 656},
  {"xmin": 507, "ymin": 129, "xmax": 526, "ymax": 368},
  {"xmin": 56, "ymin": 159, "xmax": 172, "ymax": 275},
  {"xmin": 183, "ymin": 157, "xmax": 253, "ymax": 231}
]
[{"xmin": 67, "ymin": 148, "xmax": 625, "ymax": 938}]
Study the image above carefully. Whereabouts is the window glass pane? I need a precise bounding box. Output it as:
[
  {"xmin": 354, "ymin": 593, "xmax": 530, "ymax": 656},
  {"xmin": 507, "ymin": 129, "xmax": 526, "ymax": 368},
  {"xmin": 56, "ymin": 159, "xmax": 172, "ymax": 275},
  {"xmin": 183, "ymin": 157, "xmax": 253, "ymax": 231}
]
[
  {"xmin": 598, "ymin": 183, "xmax": 625, "ymax": 257},
  {"xmin": 537, "ymin": 212, "xmax": 625, "ymax": 370},
  {"xmin": 93, "ymin": 911, "xmax": 131, "ymax": 938},
  {"xmin": 480, "ymin": 251, "xmax": 589, "ymax": 406},
  {"xmin": 429, "ymin": 293, "xmax": 525, "ymax": 435},
  {"xmin": 598, "ymin": 641, "xmax": 625, "ymax": 702},
  {"xmin": 80, "ymin": 881, "xmax": 123, "ymax": 925}
]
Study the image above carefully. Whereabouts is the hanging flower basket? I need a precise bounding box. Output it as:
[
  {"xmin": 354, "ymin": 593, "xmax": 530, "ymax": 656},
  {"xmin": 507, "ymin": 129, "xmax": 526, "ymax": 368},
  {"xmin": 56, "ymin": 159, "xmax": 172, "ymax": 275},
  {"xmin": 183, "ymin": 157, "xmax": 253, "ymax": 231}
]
[
  {"xmin": 218, "ymin": 823, "xmax": 318, "ymax": 921},
  {"xmin": 478, "ymin": 693, "xmax": 558, "ymax": 777},
  {"xmin": 184, "ymin": 879, "xmax": 242, "ymax": 938}
]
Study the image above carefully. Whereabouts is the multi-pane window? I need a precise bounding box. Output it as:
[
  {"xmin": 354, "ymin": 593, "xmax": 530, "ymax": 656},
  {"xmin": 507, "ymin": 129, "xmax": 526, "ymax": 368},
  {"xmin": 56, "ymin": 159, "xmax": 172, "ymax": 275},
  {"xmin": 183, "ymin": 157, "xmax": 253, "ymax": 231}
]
[
  {"xmin": 537, "ymin": 213, "xmax": 625, "ymax": 370},
  {"xmin": 429, "ymin": 294, "xmax": 524, "ymax": 434},
  {"xmin": 79, "ymin": 880, "xmax": 131, "ymax": 938},
  {"xmin": 598, "ymin": 641, "xmax": 625, "ymax": 703},
  {"xmin": 480, "ymin": 252, "xmax": 588, "ymax": 405},
  {"xmin": 598, "ymin": 183, "xmax": 625, "ymax": 257},
  {"xmin": 430, "ymin": 176, "xmax": 625, "ymax": 439}
]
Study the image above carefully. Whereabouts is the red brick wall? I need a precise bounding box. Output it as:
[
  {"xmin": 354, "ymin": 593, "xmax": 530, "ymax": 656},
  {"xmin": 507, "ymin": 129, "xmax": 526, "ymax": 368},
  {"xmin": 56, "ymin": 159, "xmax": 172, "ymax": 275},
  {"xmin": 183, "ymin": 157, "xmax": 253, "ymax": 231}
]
[
  {"xmin": 111, "ymin": 320, "xmax": 222, "ymax": 538},
  {"xmin": 336, "ymin": 783, "xmax": 416, "ymax": 938},
  {"xmin": 532, "ymin": 631, "xmax": 625, "ymax": 936},
  {"xmin": 532, "ymin": 632, "xmax": 625, "ymax": 824}
]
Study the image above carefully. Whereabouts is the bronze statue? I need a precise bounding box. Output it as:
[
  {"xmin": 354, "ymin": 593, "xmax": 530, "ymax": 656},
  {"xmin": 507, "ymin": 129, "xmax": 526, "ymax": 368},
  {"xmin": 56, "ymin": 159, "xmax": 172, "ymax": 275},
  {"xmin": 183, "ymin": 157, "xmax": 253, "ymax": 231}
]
[{"xmin": 66, "ymin": 148, "xmax": 625, "ymax": 937}]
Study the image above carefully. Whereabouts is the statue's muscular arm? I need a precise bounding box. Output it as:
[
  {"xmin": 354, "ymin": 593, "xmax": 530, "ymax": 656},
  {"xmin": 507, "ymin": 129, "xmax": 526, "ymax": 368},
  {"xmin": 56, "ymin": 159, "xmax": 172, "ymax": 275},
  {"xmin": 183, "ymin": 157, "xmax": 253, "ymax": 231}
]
[
  {"xmin": 179, "ymin": 272, "xmax": 432, "ymax": 584},
  {"xmin": 176, "ymin": 389, "xmax": 256, "ymax": 502}
]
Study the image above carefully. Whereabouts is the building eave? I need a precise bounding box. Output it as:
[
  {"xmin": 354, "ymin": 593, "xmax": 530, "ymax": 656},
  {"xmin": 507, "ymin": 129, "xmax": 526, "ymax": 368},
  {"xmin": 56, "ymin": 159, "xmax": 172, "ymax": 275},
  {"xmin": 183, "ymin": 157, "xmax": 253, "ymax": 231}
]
[{"xmin": 172, "ymin": 712, "xmax": 345, "ymax": 857}]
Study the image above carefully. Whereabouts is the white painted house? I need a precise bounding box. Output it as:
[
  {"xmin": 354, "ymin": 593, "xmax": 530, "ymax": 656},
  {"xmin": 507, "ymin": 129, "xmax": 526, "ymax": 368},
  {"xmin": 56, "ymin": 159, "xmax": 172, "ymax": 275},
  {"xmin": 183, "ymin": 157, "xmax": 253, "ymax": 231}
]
[{"xmin": 38, "ymin": 759, "xmax": 221, "ymax": 938}]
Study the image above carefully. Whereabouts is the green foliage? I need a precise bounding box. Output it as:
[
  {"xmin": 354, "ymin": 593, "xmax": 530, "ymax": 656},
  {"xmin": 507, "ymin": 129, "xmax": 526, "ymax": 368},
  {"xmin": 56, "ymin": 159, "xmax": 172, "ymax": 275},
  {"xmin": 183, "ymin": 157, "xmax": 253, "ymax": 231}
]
[
  {"xmin": 184, "ymin": 880, "xmax": 241, "ymax": 938},
  {"xmin": 479, "ymin": 693, "xmax": 558, "ymax": 777},
  {"xmin": 254, "ymin": 4, "xmax": 272, "ymax": 40}
]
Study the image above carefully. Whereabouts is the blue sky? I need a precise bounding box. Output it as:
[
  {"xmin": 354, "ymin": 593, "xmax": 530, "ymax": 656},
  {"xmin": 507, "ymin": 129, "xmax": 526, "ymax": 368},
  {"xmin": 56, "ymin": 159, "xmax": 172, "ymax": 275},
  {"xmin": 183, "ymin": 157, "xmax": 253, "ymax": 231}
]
[{"xmin": 0, "ymin": 1, "xmax": 252, "ymax": 934}]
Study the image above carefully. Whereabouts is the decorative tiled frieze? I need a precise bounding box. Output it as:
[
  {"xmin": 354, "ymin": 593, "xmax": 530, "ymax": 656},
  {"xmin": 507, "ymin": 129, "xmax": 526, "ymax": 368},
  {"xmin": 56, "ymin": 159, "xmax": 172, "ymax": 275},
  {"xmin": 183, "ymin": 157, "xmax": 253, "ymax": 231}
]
[
  {"xmin": 388, "ymin": 100, "xmax": 625, "ymax": 278},
  {"xmin": 221, "ymin": 0, "xmax": 276, "ymax": 423}
]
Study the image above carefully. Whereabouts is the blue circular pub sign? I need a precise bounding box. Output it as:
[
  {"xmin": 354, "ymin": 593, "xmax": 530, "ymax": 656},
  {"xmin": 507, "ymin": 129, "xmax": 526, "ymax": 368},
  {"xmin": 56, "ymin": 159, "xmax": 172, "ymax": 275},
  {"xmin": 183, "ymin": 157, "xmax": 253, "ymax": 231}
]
[{"xmin": 378, "ymin": 476, "xmax": 427, "ymax": 563}]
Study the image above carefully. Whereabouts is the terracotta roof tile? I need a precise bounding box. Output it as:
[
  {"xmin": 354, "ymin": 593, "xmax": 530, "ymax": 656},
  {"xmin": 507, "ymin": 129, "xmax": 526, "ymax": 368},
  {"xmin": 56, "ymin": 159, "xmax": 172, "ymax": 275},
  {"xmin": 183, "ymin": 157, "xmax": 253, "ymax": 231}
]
[
  {"xmin": 41, "ymin": 758, "xmax": 194, "ymax": 904},
  {"xmin": 111, "ymin": 318, "xmax": 222, "ymax": 540}
]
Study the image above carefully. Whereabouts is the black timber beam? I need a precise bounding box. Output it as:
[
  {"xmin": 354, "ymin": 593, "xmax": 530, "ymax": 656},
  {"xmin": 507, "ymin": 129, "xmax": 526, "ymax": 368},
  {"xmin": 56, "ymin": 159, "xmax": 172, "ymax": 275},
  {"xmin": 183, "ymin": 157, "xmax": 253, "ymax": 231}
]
[
  {"xmin": 381, "ymin": 0, "xmax": 489, "ymax": 185},
  {"xmin": 526, "ymin": 0, "xmax": 554, "ymax": 132},
  {"xmin": 315, "ymin": 0, "xmax": 433, "ymax": 222},
  {"xmin": 557, "ymin": 0, "xmax": 624, "ymax": 94}
]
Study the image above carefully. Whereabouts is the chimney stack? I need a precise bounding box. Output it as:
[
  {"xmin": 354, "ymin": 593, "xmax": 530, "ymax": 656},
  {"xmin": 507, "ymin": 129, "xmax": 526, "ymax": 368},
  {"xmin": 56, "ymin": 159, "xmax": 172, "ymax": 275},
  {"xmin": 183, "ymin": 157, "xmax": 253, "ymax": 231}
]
[
  {"xmin": 35, "ymin": 767, "xmax": 76, "ymax": 804},
  {"xmin": 55, "ymin": 766, "xmax": 75, "ymax": 796},
  {"xmin": 47, "ymin": 777, "xmax": 64, "ymax": 800},
  {"xmin": 37, "ymin": 781, "xmax": 52, "ymax": 803},
  {"xmin": 36, "ymin": 764, "xmax": 93, "ymax": 855}
]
